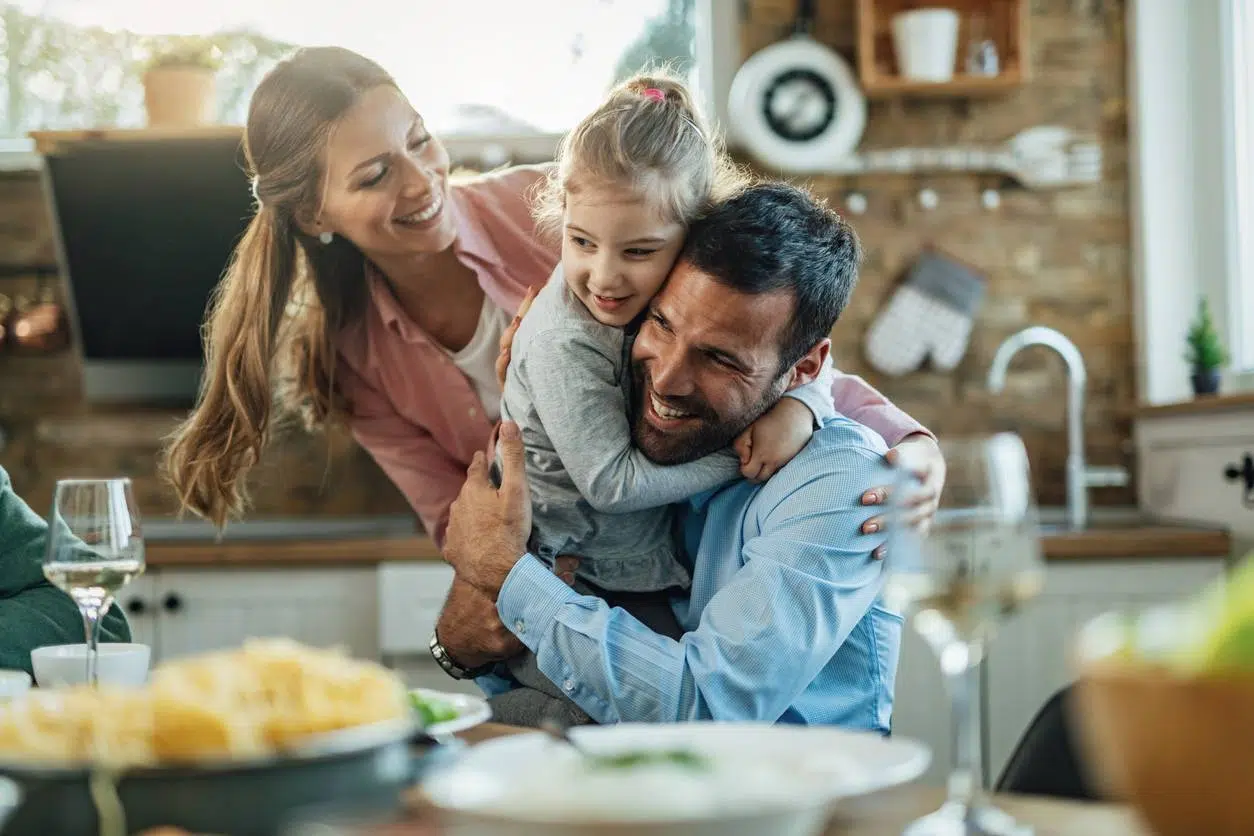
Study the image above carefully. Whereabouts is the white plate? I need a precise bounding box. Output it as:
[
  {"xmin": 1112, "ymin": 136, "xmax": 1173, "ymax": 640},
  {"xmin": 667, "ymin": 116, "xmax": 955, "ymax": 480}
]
[
  {"xmin": 570, "ymin": 724, "xmax": 930, "ymax": 797},
  {"xmin": 428, "ymin": 722, "xmax": 930, "ymax": 812},
  {"xmin": 410, "ymin": 688, "xmax": 492, "ymax": 737}
]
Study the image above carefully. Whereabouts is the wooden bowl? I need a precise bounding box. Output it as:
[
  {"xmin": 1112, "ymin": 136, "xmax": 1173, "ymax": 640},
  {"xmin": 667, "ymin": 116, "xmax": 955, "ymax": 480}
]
[{"xmin": 1074, "ymin": 660, "xmax": 1254, "ymax": 836}]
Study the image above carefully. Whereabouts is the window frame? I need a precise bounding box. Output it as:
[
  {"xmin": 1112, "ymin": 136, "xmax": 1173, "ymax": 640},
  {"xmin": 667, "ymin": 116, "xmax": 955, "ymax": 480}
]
[
  {"xmin": 1224, "ymin": 0, "xmax": 1254, "ymax": 374},
  {"xmin": 1129, "ymin": 0, "xmax": 1254, "ymax": 404}
]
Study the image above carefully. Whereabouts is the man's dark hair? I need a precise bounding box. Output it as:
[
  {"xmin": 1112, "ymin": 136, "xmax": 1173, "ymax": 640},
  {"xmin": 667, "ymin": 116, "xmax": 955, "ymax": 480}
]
[{"xmin": 680, "ymin": 181, "xmax": 862, "ymax": 372}]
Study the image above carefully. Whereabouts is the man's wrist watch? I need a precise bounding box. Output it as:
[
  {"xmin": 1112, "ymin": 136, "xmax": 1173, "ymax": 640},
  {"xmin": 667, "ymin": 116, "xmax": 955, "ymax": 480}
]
[{"xmin": 428, "ymin": 632, "xmax": 495, "ymax": 681}]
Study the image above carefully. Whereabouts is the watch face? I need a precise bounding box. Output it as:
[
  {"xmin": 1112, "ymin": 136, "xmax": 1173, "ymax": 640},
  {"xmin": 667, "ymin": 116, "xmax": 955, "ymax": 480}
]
[{"xmin": 762, "ymin": 68, "xmax": 837, "ymax": 143}]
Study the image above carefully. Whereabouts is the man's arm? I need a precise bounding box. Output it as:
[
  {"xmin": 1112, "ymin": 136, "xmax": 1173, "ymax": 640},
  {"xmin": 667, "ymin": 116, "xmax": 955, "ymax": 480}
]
[
  {"xmin": 0, "ymin": 467, "xmax": 130, "ymax": 674},
  {"xmin": 495, "ymin": 439, "xmax": 893, "ymax": 723}
]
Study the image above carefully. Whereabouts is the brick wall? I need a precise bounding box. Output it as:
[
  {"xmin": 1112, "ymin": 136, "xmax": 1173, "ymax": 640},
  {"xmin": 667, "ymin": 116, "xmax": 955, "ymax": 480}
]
[
  {"xmin": 740, "ymin": 0, "xmax": 1134, "ymax": 507},
  {"xmin": 0, "ymin": 0, "xmax": 1133, "ymax": 515}
]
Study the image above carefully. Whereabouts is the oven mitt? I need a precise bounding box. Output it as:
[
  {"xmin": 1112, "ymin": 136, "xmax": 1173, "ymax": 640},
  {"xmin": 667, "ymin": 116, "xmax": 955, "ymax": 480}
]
[{"xmin": 864, "ymin": 250, "xmax": 987, "ymax": 375}]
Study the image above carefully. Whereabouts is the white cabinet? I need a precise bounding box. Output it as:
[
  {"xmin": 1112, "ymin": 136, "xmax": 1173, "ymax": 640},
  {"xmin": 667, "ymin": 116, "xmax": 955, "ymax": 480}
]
[
  {"xmin": 888, "ymin": 621, "xmax": 951, "ymax": 787},
  {"xmin": 115, "ymin": 566, "xmax": 380, "ymax": 664},
  {"xmin": 893, "ymin": 558, "xmax": 1227, "ymax": 788},
  {"xmin": 1137, "ymin": 409, "xmax": 1254, "ymax": 552},
  {"xmin": 374, "ymin": 562, "xmax": 483, "ymax": 697},
  {"xmin": 377, "ymin": 562, "xmax": 455, "ymax": 656},
  {"xmin": 117, "ymin": 573, "xmax": 158, "ymax": 649},
  {"xmin": 984, "ymin": 559, "xmax": 1226, "ymax": 782}
]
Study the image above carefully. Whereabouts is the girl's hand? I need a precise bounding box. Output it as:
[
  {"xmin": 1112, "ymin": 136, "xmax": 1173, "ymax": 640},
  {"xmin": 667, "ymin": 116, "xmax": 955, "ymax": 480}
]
[
  {"xmin": 495, "ymin": 285, "xmax": 538, "ymax": 388},
  {"xmin": 861, "ymin": 433, "xmax": 946, "ymax": 559},
  {"xmin": 733, "ymin": 398, "xmax": 816, "ymax": 483}
]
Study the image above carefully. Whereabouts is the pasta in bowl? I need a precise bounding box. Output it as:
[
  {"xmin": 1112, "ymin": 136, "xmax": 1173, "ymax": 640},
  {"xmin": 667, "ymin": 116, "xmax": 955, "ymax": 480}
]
[{"xmin": 0, "ymin": 639, "xmax": 422, "ymax": 836}]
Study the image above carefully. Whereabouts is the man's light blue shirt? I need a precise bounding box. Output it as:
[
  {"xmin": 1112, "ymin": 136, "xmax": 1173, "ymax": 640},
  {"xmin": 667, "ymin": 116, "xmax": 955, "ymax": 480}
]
[{"xmin": 484, "ymin": 415, "xmax": 904, "ymax": 733}]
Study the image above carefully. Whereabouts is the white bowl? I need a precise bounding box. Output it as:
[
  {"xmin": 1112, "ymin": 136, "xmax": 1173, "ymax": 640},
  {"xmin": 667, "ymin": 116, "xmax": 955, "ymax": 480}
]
[
  {"xmin": 30, "ymin": 643, "xmax": 151, "ymax": 688},
  {"xmin": 0, "ymin": 671, "xmax": 31, "ymax": 701},
  {"xmin": 424, "ymin": 723, "xmax": 931, "ymax": 836}
]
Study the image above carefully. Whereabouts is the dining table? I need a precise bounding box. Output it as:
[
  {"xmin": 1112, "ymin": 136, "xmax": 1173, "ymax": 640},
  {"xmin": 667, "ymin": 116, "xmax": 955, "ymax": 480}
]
[{"xmin": 383, "ymin": 723, "xmax": 1152, "ymax": 836}]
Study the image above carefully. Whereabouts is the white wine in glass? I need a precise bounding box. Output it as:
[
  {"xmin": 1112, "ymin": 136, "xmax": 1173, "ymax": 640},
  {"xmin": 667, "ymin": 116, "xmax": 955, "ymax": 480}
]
[
  {"xmin": 42, "ymin": 478, "xmax": 145, "ymax": 687},
  {"xmin": 885, "ymin": 433, "xmax": 1044, "ymax": 836}
]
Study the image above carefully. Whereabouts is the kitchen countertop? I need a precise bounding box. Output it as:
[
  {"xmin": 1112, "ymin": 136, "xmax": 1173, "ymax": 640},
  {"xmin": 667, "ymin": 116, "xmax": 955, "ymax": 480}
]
[
  {"xmin": 1040, "ymin": 521, "xmax": 1230, "ymax": 560},
  {"xmin": 1138, "ymin": 391, "xmax": 1254, "ymax": 418},
  {"xmin": 143, "ymin": 515, "xmax": 1231, "ymax": 568}
]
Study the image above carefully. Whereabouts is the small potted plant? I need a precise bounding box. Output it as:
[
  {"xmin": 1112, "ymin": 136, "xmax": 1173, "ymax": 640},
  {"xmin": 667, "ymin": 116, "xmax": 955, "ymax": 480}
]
[
  {"xmin": 1185, "ymin": 296, "xmax": 1228, "ymax": 397},
  {"xmin": 142, "ymin": 37, "xmax": 222, "ymax": 128}
]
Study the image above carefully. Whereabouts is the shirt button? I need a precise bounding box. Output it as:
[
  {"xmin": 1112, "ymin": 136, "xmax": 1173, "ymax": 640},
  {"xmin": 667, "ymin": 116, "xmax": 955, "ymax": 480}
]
[
  {"xmin": 563, "ymin": 679, "xmax": 575, "ymax": 692},
  {"xmin": 513, "ymin": 619, "xmax": 525, "ymax": 633},
  {"xmin": 468, "ymin": 407, "xmax": 477, "ymax": 418}
]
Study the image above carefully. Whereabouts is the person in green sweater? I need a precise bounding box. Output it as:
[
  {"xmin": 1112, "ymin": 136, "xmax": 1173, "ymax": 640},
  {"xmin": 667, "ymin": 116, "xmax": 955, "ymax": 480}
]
[{"xmin": 0, "ymin": 465, "xmax": 130, "ymax": 673}]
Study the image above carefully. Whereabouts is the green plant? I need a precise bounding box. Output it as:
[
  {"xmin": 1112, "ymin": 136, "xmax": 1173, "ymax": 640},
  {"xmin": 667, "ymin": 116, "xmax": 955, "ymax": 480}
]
[
  {"xmin": 144, "ymin": 37, "xmax": 222, "ymax": 73},
  {"xmin": 1185, "ymin": 297, "xmax": 1228, "ymax": 371}
]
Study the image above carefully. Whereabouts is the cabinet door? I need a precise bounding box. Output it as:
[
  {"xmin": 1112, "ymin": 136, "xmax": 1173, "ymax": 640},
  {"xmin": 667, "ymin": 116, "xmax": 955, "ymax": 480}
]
[
  {"xmin": 889, "ymin": 624, "xmax": 951, "ymax": 787},
  {"xmin": 153, "ymin": 567, "xmax": 380, "ymax": 662},
  {"xmin": 114, "ymin": 572, "xmax": 158, "ymax": 655},
  {"xmin": 377, "ymin": 562, "xmax": 454, "ymax": 655},
  {"xmin": 1137, "ymin": 411, "xmax": 1254, "ymax": 542},
  {"xmin": 984, "ymin": 559, "xmax": 1226, "ymax": 784}
]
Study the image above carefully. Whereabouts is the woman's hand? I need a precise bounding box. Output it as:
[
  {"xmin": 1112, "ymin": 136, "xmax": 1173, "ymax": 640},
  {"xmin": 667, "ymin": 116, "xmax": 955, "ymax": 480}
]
[
  {"xmin": 860, "ymin": 433, "xmax": 946, "ymax": 559},
  {"xmin": 495, "ymin": 286, "xmax": 538, "ymax": 388}
]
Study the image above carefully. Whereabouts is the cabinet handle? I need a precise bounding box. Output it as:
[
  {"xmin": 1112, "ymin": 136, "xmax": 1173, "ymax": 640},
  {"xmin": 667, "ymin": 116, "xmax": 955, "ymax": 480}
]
[
  {"xmin": 1224, "ymin": 453, "xmax": 1254, "ymax": 507},
  {"xmin": 162, "ymin": 593, "xmax": 183, "ymax": 613},
  {"xmin": 125, "ymin": 598, "xmax": 147, "ymax": 615}
]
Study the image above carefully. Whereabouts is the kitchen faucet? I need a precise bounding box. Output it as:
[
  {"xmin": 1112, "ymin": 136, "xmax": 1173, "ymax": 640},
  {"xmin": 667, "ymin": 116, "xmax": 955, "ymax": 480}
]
[{"xmin": 987, "ymin": 326, "xmax": 1128, "ymax": 530}]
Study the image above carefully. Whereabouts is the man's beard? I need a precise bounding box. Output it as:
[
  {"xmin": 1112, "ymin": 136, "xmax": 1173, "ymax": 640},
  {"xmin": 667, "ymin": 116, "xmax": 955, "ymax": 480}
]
[{"xmin": 629, "ymin": 362, "xmax": 788, "ymax": 465}]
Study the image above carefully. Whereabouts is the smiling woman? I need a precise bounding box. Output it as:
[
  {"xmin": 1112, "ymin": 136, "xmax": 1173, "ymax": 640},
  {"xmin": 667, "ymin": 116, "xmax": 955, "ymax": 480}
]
[{"xmin": 162, "ymin": 46, "xmax": 558, "ymax": 539}]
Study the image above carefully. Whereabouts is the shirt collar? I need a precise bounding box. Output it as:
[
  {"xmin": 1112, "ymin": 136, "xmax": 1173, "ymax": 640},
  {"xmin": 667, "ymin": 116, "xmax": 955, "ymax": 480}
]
[
  {"xmin": 687, "ymin": 487, "xmax": 720, "ymax": 512},
  {"xmin": 447, "ymin": 186, "xmax": 501, "ymax": 269},
  {"xmin": 366, "ymin": 263, "xmax": 429, "ymax": 346}
]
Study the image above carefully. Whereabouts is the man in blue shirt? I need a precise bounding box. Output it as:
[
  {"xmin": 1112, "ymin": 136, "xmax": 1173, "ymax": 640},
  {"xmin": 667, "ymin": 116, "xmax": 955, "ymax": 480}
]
[{"xmin": 434, "ymin": 182, "xmax": 928, "ymax": 731}]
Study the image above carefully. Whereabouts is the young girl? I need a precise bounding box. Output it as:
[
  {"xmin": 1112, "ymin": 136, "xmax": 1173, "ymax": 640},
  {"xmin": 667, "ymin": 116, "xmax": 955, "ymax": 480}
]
[{"xmin": 491, "ymin": 73, "xmax": 839, "ymax": 726}]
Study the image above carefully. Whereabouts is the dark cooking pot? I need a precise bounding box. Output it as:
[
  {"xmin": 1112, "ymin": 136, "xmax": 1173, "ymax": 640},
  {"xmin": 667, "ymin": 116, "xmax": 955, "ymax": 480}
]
[{"xmin": 0, "ymin": 716, "xmax": 444, "ymax": 836}]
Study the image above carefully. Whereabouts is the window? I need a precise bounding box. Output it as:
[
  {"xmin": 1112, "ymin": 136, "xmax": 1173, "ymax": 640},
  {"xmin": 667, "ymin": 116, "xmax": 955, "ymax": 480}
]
[
  {"xmin": 0, "ymin": 0, "xmax": 704, "ymax": 163},
  {"xmin": 1231, "ymin": 0, "xmax": 1254, "ymax": 371}
]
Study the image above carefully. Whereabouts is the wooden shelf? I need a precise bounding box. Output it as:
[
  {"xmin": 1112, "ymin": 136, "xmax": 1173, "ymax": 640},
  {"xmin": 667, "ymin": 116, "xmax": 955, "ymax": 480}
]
[
  {"xmin": 861, "ymin": 71, "xmax": 1023, "ymax": 98},
  {"xmin": 856, "ymin": 0, "xmax": 1027, "ymax": 98}
]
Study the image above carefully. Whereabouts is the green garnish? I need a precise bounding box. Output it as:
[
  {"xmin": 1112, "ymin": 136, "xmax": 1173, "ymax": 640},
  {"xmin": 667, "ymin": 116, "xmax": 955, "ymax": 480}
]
[
  {"xmin": 588, "ymin": 749, "xmax": 710, "ymax": 771},
  {"xmin": 408, "ymin": 692, "xmax": 460, "ymax": 727}
]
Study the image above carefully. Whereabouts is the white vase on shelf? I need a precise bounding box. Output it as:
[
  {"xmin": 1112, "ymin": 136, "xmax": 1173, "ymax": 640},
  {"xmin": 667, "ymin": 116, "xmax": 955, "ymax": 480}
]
[{"xmin": 891, "ymin": 8, "xmax": 961, "ymax": 82}]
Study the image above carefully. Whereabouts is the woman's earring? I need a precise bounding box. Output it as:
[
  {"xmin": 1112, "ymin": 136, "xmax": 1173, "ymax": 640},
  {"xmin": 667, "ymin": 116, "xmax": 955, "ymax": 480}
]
[{"xmin": 318, "ymin": 231, "xmax": 334, "ymax": 245}]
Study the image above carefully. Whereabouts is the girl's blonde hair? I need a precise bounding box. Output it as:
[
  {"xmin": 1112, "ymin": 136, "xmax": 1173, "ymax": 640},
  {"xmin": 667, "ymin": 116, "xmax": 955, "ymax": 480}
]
[{"xmin": 533, "ymin": 70, "xmax": 744, "ymax": 234}]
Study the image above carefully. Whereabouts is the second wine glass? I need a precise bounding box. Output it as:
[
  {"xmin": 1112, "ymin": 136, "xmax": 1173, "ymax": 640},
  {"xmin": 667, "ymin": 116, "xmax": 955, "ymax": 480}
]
[
  {"xmin": 885, "ymin": 433, "xmax": 1044, "ymax": 836},
  {"xmin": 42, "ymin": 478, "xmax": 146, "ymax": 687}
]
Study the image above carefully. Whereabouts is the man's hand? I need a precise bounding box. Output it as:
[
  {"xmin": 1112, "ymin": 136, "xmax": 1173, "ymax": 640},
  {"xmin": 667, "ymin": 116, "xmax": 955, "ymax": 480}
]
[
  {"xmin": 443, "ymin": 421, "xmax": 532, "ymax": 595},
  {"xmin": 859, "ymin": 432, "xmax": 946, "ymax": 559},
  {"xmin": 495, "ymin": 286, "xmax": 538, "ymax": 388},
  {"xmin": 434, "ymin": 576, "xmax": 525, "ymax": 670}
]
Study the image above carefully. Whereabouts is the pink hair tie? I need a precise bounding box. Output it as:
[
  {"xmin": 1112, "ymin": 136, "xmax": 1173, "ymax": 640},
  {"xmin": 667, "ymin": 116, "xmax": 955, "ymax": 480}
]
[{"xmin": 642, "ymin": 87, "xmax": 665, "ymax": 102}]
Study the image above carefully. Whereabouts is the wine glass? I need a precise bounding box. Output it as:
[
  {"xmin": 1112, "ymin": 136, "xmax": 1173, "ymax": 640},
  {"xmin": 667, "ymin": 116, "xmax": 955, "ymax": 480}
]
[
  {"xmin": 885, "ymin": 433, "xmax": 1044, "ymax": 836},
  {"xmin": 42, "ymin": 478, "xmax": 146, "ymax": 687}
]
